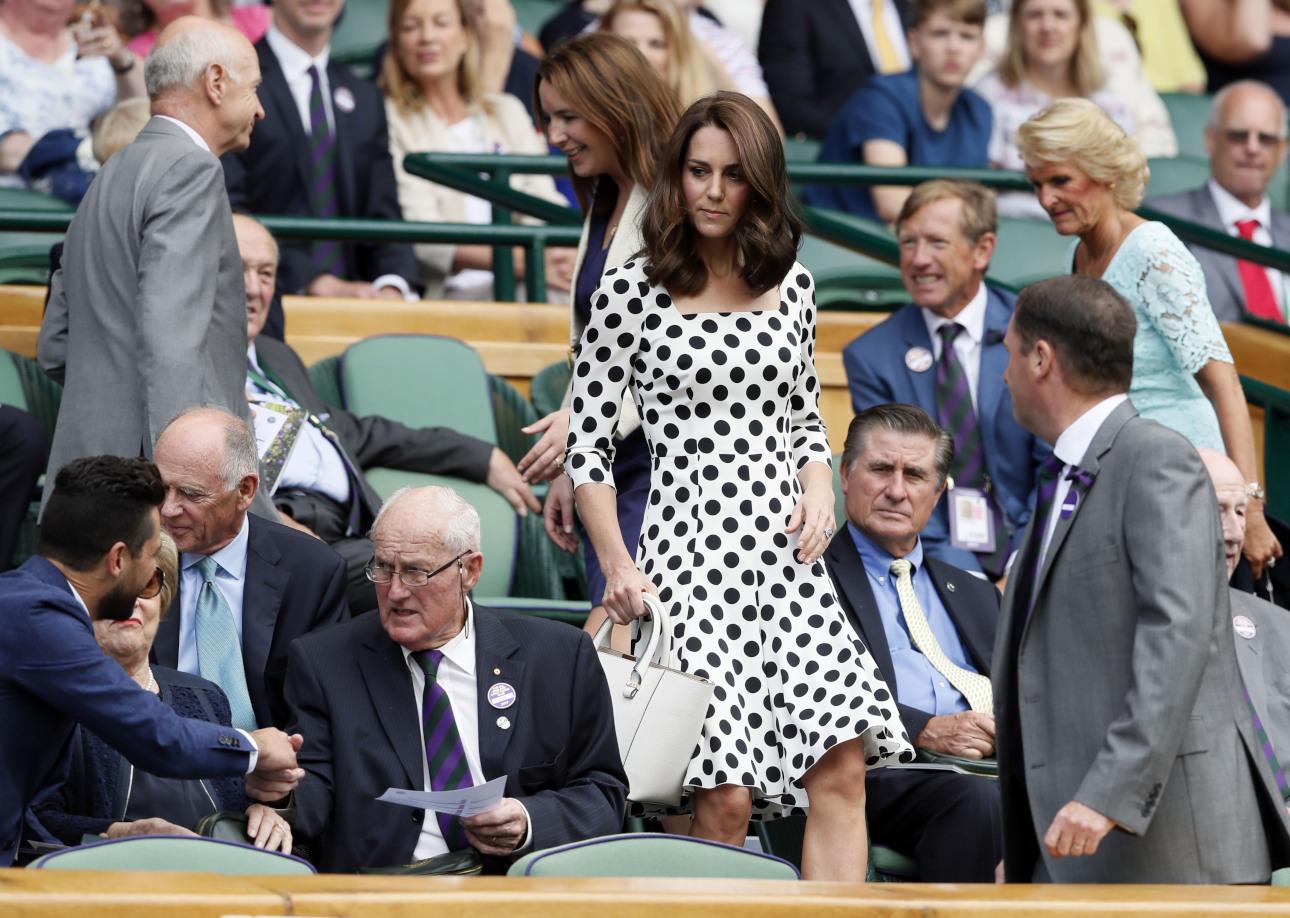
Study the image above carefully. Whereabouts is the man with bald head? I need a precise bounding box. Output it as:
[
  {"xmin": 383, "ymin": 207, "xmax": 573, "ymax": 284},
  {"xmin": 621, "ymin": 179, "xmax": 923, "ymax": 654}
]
[
  {"xmin": 1148, "ymin": 80, "xmax": 1290, "ymax": 325},
  {"xmin": 151, "ymin": 407, "xmax": 348, "ymax": 730},
  {"xmin": 283, "ymin": 485, "xmax": 625, "ymax": 873},
  {"xmin": 1201, "ymin": 447, "xmax": 1290, "ymax": 814},
  {"xmin": 37, "ymin": 17, "xmax": 268, "ymax": 508}
]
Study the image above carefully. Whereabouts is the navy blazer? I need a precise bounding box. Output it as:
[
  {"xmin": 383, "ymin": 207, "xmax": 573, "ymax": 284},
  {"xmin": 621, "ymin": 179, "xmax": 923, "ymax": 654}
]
[
  {"xmin": 153, "ymin": 513, "xmax": 350, "ymax": 730},
  {"xmin": 0, "ymin": 557, "xmax": 254, "ymax": 865},
  {"xmin": 285, "ymin": 604, "xmax": 627, "ymax": 873},
  {"xmin": 842, "ymin": 286, "xmax": 1050, "ymax": 573},
  {"xmin": 31, "ymin": 666, "xmax": 250, "ymax": 845},
  {"xmin": 824, "ymin": 532, "xmax": 999, "ymax": 743},
  {"xmin": 222, "ymin": 39, "xmax": 418, "ymax": 318}
]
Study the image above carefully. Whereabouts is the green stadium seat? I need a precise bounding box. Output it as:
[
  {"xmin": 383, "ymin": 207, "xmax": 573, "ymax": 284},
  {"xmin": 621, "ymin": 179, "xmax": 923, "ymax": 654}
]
[
  {"xmin": 514, "ymin": 0, "xmax": 563, "ymax": 35},
  {"xmin": 307, "ymin": 354, "xmax": 344, "ymax": 411},
  {"xmin": 992, "ymin": 216, "xmax": 1071, "ymax": 289},
  {"xmin": 330, "ymin": 0, "xmax": 387, "ymax": 75},
  {"xmin": 799, "ymin": 231, "xmax": 906, "ymax": 311},
  {"xmin": 0, "ymin": 350, "xmax": 26, "ymax": 410},
  {"xmin": 1273, "ymin": 867, "xmax": 1290, "ymax": 885},
  {"xmin": 508, "ymin": 833, "xmax": 800, "ymax": 879},
  {"xmin": 1160, "ymin": 92, "xmax": 1213, "ymax": 161},
  {"xmin": 489, "ymin": 374, "xmax": 537, "ymax": 466},
  {"xmin": 753, "ymin": 812, "xmax": 919, "ymax": 881},
  {"xmin": 476, "ymin": 595, "xmax": 591, "ymax": 626},
  {"xmin": 530, "ymin": 359, "xmax": 571, "ymax": 419},
  {"xmin": 0, "ymin": 187, "xmax": 69, "ymax": 284},
  {"xmin": 0, "ymin": 186, "xmax": 73, "ymax": 211},
  {"xmin": 784, "ymin": 136, "xmax": 822, "ymax": 163},
  {"xmin": 1145, "ymin": 156, "xmax": 1212, "ymax": 198},
  {"xmin": 27, "ymin": 835, "xmax": 315, "ymax": 876}
]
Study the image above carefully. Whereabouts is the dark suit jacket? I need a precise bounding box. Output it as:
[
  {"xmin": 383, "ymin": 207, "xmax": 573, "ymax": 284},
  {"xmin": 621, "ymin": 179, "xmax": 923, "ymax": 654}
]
[
  {"xmin": 153, "ymin": 513, "xmax": 350, "ymax": 729},
  {"xmin": 31, "ymin": 667, "xmax": 249, "ymax": 845},
  {"xmin": 222, "ymin": 39, "xmax": 418, "ymax": 311},
  {"xmin": 758, "ymin": 0, "xmax": 911, "ymax": 139},
  {"xmin": 824, "ymin": 531, "xmax": 998, "ymax": 743},
  {"xmin": 1146, "ymin": 186, "xmax": 1290, "ymax": 323},
  {"xmin": 252, "ymin": 335, "xmax": 494, "ymax": 531},
  {"xmin": 0, "ymin": 557, "xmax": 254, "ymax": 865},
  {"xmin": 843, "ymin": 286, "xmax": 1049, "ymax": 573},
  {"xmin": 285, "ymin": 604, "xmax": 627, "ymax": 873}
]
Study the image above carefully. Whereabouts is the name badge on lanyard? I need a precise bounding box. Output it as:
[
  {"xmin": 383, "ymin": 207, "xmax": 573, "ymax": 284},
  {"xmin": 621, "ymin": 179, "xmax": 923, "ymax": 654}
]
[{"xmin": 948, "ymin": 487, "xmax": 994, "ymax": 552}]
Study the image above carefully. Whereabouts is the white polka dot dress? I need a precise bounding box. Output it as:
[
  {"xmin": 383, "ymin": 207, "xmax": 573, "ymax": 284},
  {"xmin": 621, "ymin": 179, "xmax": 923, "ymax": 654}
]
[{"xmin": 566, "ymin": 260, "xmax": 913, "ymax": 818}]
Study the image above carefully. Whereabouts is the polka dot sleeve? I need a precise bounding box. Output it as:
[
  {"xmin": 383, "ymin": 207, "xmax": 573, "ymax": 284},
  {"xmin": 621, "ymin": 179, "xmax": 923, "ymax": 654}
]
[
  {"xmin": 565, "ymin": 263, "xmax": 644, "ymax": 491},
  {"xmin": 786, "ymin": 267, "xmax": 831, "ymax": 472}
]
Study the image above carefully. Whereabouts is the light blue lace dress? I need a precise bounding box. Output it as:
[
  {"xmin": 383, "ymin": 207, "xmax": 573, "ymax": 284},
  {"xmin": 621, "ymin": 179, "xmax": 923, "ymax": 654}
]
[{"xmin": 1067, "ymin": 222, "xmax": 1231, "ymax": 451}]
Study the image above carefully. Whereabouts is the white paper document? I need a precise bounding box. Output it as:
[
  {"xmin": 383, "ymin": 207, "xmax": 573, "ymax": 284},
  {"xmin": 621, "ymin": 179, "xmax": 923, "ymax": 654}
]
[{"xmin": 377, "ymin": 776, "xmax": 507, "ymax": 816}]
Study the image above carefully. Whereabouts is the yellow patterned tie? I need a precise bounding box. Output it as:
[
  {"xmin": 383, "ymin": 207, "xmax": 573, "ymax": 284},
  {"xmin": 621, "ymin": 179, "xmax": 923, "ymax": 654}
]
[
  {"xmin": 869, "ymin": 0, "xmax": 904, "ymax": 74},
  {"xmin": 889, "ymin": 558, "xmax": 993, "ymax": 713}
]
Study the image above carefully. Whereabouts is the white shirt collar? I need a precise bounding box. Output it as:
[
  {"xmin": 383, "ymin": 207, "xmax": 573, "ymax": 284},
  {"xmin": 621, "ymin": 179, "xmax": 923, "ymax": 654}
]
[
  {"xmin": 247, "ymin": 342, "xmax": 261, "ymax": 370},
  {"xmin": 63, "ymin": 576, "xmax": 92, "ymax": 618},
  {"xmin": 921, "ymin": 281, "xmax": 988, "ymax": 348},
  {"xmin": 1052, "ymin": 394, "xmax": 1129, "ymax": 468},
  {"xmin": 400, "ymin": 599, "xmax": 477, "ymax": 677},
  {"xmin": 181, "ymin": 512, "xmax": 251, "ymax": 580},
  {"xmin": 153, "ymin": 115, "xmax": 211, "ymax": 153},
  {"xmin": 266, "ymin": 25, "xmax": 330, "ymax": 83},
  {"xmin": 1208, "ymin": 178, "xmax": 1272, "ymax": 229}
]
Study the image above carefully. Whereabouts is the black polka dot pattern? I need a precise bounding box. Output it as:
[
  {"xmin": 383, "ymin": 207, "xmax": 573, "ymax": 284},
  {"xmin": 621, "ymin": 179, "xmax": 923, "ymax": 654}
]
[{"xmin": 566, "ymin": 260, "xmax": 914, "ymax": 819}]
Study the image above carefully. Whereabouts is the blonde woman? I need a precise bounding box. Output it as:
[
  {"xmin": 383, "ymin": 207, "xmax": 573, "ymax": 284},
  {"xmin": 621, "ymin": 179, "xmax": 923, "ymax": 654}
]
[
  {"xmin": 381, "ymin": 0, "xmax": 573, "ymax": 299},
  {"xmin": 1017, "ymin": 98, "xmax": 1282, "ymax": 574},
  {"xmin": 599, "ymin": 0, "xmax": 726, "ymax": 107}
]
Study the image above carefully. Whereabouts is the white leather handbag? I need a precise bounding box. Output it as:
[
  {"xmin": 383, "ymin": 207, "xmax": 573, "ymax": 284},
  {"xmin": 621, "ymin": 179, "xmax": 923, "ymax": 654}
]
[{"xmin": 593, "ymin": 595, "xmax": 714, "ymax": 806}]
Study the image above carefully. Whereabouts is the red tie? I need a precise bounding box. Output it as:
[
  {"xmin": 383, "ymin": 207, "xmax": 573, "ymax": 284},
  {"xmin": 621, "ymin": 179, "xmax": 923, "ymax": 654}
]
[{"xmin": 1235, "ymin": 218, "xmax": 1284, "ymax": 322}]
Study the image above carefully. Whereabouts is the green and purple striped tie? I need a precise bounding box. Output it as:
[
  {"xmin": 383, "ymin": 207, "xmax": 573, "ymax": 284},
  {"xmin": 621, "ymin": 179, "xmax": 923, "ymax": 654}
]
[
  {"xmin": 1245, "ymin": 687, "xmax": 1290, "ymax": 801},
  {"xmin": 416, "ymin": 649, "xmax": 472, "ymax": 851},
  {"xmin": 307, "ymin": 65, "xmax": 344, "ymax": 278}
]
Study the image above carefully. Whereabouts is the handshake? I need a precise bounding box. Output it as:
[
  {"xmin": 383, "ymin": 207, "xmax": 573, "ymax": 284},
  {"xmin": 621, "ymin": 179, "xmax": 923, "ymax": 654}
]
[{"xmin": 246, "ymin": 728, "xmax": 307, "ymax": 801}]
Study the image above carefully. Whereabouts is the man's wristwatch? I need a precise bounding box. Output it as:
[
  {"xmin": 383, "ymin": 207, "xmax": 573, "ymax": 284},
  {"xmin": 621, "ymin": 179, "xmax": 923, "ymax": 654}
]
[{"xmin": 1247, "ymin": 482, "xmax": 1267, "ymax": 502}]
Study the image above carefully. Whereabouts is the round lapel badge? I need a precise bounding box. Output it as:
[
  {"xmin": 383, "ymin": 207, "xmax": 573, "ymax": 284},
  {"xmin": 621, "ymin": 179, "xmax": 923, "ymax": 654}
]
[
  {"xmin": 496, "ymin": 716, "xmax": 512, "ymax": 730},
  {"xmin": 1233, "ymin": 614, "xmax": 1257, "ymax": 640},
  {"xmin": 905, "ymin": 346, "xmax": 933, "ymax": 373},
  {"xmin": 487, "ymin": 682, "xmax": 516, "ymax": 709},
  {"xmin": 333, "ymin": 86, "xmax": 356, "ymax": 114}
]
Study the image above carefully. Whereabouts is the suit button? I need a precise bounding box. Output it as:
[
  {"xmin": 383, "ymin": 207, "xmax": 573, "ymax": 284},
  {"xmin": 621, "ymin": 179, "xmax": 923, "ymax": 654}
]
[{"xmin": 410, "ymin": 812, "xmax": 420, "ymax": 823}]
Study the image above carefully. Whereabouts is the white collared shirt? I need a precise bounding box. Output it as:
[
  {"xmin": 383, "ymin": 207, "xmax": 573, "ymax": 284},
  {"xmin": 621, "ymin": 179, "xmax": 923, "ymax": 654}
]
[
  {"xmin": 1207, "ymin": 178, "xmax": 1287, "ymax": 314},
  {"xmin": 845, "ymin": 0, "xmax": 911, "ymax": 73},
  {"xmin": 1038, "ymin": 394, "xmax": 1129, "ymax": 564},
  {"xmin": 246, "ymin": 344, "xmax": 351, "ymax": 503},
  {"xmin": 400, "ymin": 601, "xmax": 531, "ymax": 860},
  {"xmin": 153, "ymin": 115, "xmax": 211, "ymax": 153},
  {"xmin": 921, "ymin": 282, "xmax": 989, "ymax": 408},
  {"xmin": 63, "ymin": 574, "xmax": 259, "ymax": 773},
  {"xmin": 177, "ymin": 514, "xmax": 251, "ymax": 675}
]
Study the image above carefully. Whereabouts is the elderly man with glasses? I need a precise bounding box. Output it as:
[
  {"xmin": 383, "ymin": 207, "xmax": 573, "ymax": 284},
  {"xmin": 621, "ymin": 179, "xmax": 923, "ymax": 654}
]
[{"xmin": 276, "ymin": 485, "xmax": 626, "ymax": 874}]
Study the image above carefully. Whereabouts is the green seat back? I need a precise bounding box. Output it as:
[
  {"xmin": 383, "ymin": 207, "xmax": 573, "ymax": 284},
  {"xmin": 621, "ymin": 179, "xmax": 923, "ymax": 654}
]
[
  {"xmin": 755, "ymin": 814, "xmax": 918, "ymax": 882},
  {"xmin": 1161, "ymin": 92, "xmax": 1213, "ymax": 160},
  {"xmin": 1145, "ymin": 156, "xmax": 1212, "ymax": 199},
  {"xmin": 330, "ymin": 0, "xmax": 387, "ymax": 75},
  {"xmin": 364, "ymin": 468, "xmax": 517, "ymax": 597},
  {"xmin": 870, "ymin": 845, "xmax": 920, "ymax": 881},
  {"xmin": 513, "ymin": 0, "xmax": 563, "ymax": 33},
  {"xmin": 477, "ymin": 596, "xmax": 591, "ymax": 626},
  {"xmin": 508, "ymin": 833, "xmax": 799, "ymax": 879},
  {"xmin": 0, "ymin": 187, "xmax": 73, "ymax": 211},
  {"xmin": 339, "ymin": 335, "xmax": 496, "ymax": 444},
  {"xmin": 307, "ymin": 355, "xmax": 344, "ymax": 411},
  {"xmin": 1273, "ymin": 867, "xmax": 1290, "ymax": 885},
  {"xmin": 530, "ymin": 360, "xmax": 571, "ymax": 419},
  {"xmin": 28, "ymin": 836, "xmax": 315, "ymax": 876},
  {"xmin": 991, "ymin": 217, "xmax": 1072, "ymax": 289},
  {"xmin": 832, "ymin": 453, "xmax": 848, "ymax": 528},
  {"xmin": 784, "ymin": 136, "xmax": 822, "ymax": 163},
  {"xmin": 489, "ymin": 374, "xmax": 537, "ymax": 465},
  {"xmin": 0, "ymin": 351, "xmax": 28, "ymax": 410}
]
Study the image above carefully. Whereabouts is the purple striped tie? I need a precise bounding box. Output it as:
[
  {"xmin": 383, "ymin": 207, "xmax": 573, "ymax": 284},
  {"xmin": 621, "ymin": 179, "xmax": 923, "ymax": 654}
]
[
  {"xmin": 1017, "ymin": 453, "xmax": 1066, "ymax": 618},
  {"xmin": 416, "ymin": 649, "xmax": 472, "ymax": 851},
  {"xmin": 935, "ymin": 323, "xmax": 1008, "ymax": 576},
  {"xmin": 307, "ymin": 65, "xmax": 344, "ymax": 278}
]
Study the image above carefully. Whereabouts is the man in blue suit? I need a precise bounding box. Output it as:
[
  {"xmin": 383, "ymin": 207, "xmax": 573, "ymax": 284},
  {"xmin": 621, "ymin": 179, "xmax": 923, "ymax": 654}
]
[
  {"xmin": 843, "ymin": 180, "xmax": 1047, "ymax": 578},
  {"xmin": 0, "ymin": 456, "xmax": 304, "ymax": 865}
]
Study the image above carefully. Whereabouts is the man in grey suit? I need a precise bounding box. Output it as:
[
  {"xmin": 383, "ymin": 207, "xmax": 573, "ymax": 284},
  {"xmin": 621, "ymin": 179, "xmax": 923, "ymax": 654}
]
[
  {"xmin": 37, "ymin": 18, "xmax": 265, "ymax": 495},
  {"xmin": 1202, "ymin": 447, "xmax": 1290, "ymax": 814},
  {"xmin": 1147, "ymin": 80, "xmax": 1289, "ymax": 324},
  {"xmin": 995, "ymin": 274, "xmax": 1290, "ymax": 883}
]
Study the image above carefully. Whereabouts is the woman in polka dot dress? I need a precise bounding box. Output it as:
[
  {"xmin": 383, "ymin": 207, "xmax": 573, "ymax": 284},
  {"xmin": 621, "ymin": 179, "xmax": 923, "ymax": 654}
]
[{"xmin": 564, "ymin": 92, "xmax": 913, "ymax": 881}]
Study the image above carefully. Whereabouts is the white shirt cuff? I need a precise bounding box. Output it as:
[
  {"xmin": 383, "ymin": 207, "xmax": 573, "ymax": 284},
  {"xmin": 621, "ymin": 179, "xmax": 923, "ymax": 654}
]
[
  {"xmin": 513, "ymin": 799, "xmax": 534, "ymax": 855},
  {"xmin": 237, "ymin": 728, "xmax": 259, "ymax": 774},
  {"xmin": 373, "ymin": 273, "xmax": 416, "ymax": 301}
]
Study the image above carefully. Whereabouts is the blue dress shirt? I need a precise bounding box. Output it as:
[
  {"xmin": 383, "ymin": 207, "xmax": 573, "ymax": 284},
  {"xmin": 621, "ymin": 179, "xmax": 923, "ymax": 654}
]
[
  {"xmin": 847, "ymin": 522, "xmax": 976, "ymax": 715},
  {"xmin": 177, "ymin": 515, "xmax": 251, "ymax": 675}
]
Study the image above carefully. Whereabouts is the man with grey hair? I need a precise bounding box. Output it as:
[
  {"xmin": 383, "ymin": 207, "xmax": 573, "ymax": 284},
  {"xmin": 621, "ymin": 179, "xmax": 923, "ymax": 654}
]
[
  {"xmin": 37, "ymin": 17, "xmax": 268, "ymax": 517},
  {"xmin": 1147, "ymin": 79, "xmax": 1290, "ymax": 324},
  {"xmin": 282, "ymin": 484, "xmax": 626, "ymax": 873},
  {"xmin": 823, "ymin": 403, "xmax": 1003, "ymax": 881},
  {"xmin": 152, "ymin": 407, "xmax": 349, "ymax": 730}
]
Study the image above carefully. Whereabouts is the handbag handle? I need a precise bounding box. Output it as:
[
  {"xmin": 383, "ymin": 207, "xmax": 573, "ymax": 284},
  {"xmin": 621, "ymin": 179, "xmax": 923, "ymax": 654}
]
[{"xmin": 592, "ymin": 593, "xmax": 667, "ymax": 700}]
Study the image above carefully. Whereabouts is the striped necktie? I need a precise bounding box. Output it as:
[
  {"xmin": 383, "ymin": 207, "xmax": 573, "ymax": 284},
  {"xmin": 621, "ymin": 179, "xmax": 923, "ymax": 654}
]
[
  {"xmin": 868, "ymin": 0, "xmax": 904, "ymax": 73},
  {"xmin": 889, "ymin": 558, "xmax": 993, "ymax": 713},
  {"xmin": 1246, "ymin": 687, "xmax": 1290, "ymax": 802},
  {"xmin": 307, "ymin": 65, "xmax": 344, "ymax": 278},
  {"xmin": 935, "ymin": 323, "xmax": 1008, "ymax": 576},
  {"xmin": 194, "ymin": 556, "xmax": 257, "ymax": 729},
  {"xmin": 416, "ymin": 649, "xmax": 473, "ymax": 851}
]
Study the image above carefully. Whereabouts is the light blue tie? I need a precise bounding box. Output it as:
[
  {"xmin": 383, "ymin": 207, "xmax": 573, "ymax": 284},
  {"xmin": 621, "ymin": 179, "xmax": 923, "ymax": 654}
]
[{"xmin": 194, "ymin": 556, "xmax": 257, "ymax": 730}]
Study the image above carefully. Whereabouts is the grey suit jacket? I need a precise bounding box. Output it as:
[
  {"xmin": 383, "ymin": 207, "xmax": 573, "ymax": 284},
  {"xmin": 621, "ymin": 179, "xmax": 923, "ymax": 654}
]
[
  {"xmin": 1146, "ymin": 185, "xmax": 1290, "ymax": 322},
  {"xmin": 994, "ymin": 399, "xmax": 1290, "ymax": 883},
  {"xmin": 37, "ymin": 118, "xmax": 252, "ymax": 491},
  {"xmin": 1232, "ymin": 588, "xmax": 1290, "ymax": 787}
]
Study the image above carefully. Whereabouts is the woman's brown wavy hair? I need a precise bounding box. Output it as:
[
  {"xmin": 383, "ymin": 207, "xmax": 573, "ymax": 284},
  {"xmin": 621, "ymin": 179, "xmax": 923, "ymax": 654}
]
[
  {"xmin": 641, "ymin": 91, "xmax": 801, "ymax": 297},
  {"xmin": 533, "ymin": 32, "xmax": 681, "ymax": 214}
]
